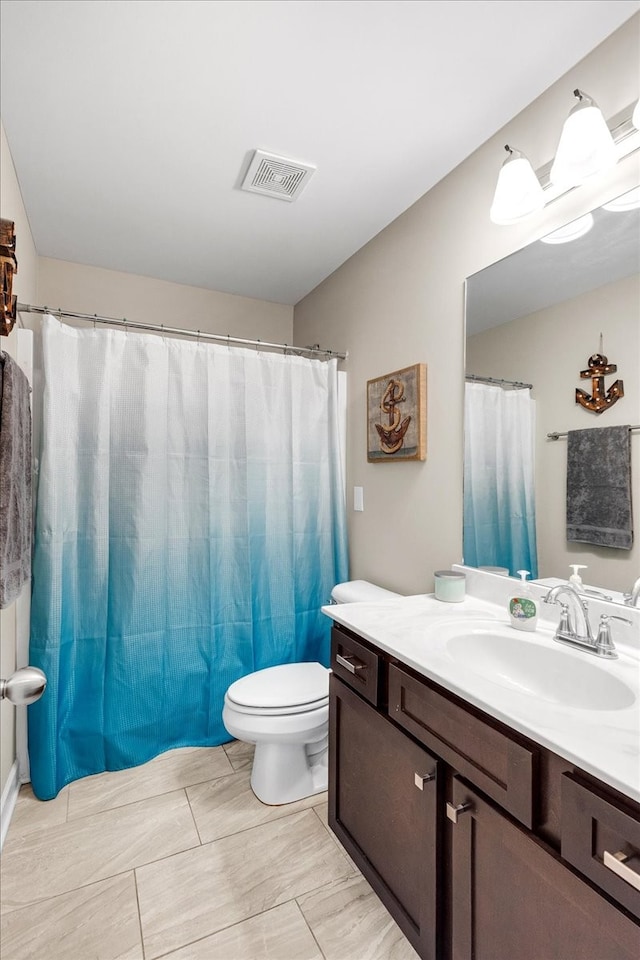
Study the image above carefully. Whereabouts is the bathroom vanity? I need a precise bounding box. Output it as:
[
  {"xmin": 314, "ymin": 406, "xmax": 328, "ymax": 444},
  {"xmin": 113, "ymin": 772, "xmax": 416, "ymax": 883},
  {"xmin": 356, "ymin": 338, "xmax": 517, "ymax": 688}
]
[{"xmin": 325, "ymin": 592, "xmax": 640, "ymax": 960}]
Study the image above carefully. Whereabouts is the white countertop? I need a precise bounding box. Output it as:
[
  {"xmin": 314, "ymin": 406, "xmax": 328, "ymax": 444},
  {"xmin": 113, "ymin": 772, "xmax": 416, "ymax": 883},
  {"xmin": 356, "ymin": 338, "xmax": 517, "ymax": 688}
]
[{"xmin": 322, "ymin": 591, "xmax": 640, "ymax": 803}]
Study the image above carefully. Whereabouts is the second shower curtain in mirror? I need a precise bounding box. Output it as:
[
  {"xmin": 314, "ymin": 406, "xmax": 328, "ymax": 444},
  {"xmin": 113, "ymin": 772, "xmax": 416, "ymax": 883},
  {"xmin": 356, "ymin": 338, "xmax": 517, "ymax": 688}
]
[
  {"xmin": 29, "ymin": 316, "xmax": 348, "ymax": 799},
  {"xmin": 463, "ymin": 381, "xmax": 538, "ymax": 578}
]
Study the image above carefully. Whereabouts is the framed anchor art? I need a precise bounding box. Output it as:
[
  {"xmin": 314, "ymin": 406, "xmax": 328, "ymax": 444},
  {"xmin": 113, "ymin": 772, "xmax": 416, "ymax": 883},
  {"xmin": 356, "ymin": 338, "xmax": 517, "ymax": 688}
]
[{"xmin": 367, "ymin": 363, "xmax": 427, "ymax": 462}]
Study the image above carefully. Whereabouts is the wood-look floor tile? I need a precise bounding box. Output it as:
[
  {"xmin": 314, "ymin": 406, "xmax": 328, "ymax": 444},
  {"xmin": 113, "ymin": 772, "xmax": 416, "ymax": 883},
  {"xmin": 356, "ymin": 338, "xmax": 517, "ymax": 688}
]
[
  {"xmin": 187, "ymin": 769, "xmax": 327, "ymax": 842},
  {"xmin": 162, "ymin": 901, "xmax": 323, "ymax": 960},
  {"xmin": 67, "ymin": 746, "xmax": 233, "ymax": 819},
  {"xmin": 5, "ymin": 784, "xmax": 68, "ymax": 841},
  {"xmin": 1, "ymin": 789, "xmax": 199, "ymax": 913},
  {"xmin": 222, "ymin": 738, "xmax": 255, "ymax": 772},
  {"xmin": 0, "ymin": 873, "xmax": 142, "ymax": 960},
  {"xmin": 298, "ymin": 874, "xmax": 420, "ymax": 960},
  {"xmin": 137, "ymin": 808, "xmax": 353, "ymax": 959}
]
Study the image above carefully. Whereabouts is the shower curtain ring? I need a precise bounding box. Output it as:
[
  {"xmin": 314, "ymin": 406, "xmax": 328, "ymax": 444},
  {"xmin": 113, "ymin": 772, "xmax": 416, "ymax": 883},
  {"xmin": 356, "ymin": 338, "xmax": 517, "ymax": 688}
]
[
  {"xmin": 197, "ymin": 329, "xmax": 200, "ymax": 344},
  {"xmin": 93, "ymin": 314, "xmax": 97, "ymax": 330}
]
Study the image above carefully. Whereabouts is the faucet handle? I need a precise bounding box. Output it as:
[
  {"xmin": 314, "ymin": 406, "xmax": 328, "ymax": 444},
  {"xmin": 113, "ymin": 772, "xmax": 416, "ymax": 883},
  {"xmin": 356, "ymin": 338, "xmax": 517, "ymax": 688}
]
[
  {"xmin": 557, "ymin": 601, "xmax": 571, "ymax": 635},
  {"xmin": 595, "ymin": 614, "xmax": 631, "ymax": 658}
]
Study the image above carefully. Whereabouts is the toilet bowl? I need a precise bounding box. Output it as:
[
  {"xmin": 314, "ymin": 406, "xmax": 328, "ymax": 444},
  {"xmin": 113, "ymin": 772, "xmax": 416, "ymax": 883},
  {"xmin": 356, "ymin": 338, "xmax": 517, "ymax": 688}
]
[{"xmin": 222, "ymin": 580, "xmax": 400, "ymax": 805}]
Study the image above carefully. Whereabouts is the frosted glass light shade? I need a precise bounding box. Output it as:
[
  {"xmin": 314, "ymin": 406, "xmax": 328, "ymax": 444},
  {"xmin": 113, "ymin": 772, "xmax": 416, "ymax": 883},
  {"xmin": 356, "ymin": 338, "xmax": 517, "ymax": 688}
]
[
  {"xmin": 601, "ymin": 186, "xmax": 640, "ymax": 212},
  {"xmin": 539, "ymin": 213, "xmax": 594, "ymax": 244},
  {"xmin": 550, "ymin": 91, "xmax": 616, "ymax": 189},
  {"xmin": 490, "ymin": 147, "xmax": 545, "ymax": 225}
]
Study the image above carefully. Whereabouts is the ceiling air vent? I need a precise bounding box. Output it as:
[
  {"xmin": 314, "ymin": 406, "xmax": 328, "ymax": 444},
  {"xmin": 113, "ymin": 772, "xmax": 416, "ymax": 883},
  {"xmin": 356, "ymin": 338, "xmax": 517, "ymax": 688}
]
[{"xmin": 241, "ymin": 150, "xmax": 316, "ymax": 201}]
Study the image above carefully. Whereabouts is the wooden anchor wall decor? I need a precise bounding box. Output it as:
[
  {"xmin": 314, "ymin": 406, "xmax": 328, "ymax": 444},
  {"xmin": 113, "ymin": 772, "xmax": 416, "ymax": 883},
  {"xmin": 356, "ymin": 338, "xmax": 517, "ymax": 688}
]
[
  {"xmin": 575, "ymin": 342, "xmax": 624, "ymax": 414},
  {"xmin": 1, "ymin": 218, "xmax": 18, "ymax": 337}
]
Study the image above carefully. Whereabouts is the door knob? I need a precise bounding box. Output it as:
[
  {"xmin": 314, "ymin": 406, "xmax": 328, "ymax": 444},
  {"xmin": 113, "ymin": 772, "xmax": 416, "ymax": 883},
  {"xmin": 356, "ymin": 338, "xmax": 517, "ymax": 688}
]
[
  {"xmin": 446, "ymin": 800, "xmax": 472, "ymax": 823},
  {"xmin": 414, "ymin": 771, "xmax": 436, "ymax": 790},
  {"xmin": 0, "ymin": 667, "xmax": 47, "ymax": 705}
]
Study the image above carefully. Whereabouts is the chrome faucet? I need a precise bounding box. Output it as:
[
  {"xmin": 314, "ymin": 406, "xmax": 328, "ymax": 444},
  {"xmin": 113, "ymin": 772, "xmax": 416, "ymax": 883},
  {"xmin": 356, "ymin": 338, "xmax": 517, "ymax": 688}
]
[
  {"xmin": 543, "ymin": 583, "xmax": 629, "ymax": 658},
  {"xmin": 623, "ymin": 577, "xmax": 640, "ymax": 607},
  {"xmin": 544, "ymin": 583, "xmax": 594, "ymax": 644}
]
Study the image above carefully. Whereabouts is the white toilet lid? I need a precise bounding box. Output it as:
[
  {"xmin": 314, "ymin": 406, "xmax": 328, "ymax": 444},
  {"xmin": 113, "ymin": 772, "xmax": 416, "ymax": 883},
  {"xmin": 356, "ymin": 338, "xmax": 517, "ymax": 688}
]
[{"xmin": 226, "ymin": 662, "xmax": 330, "ymax": 710}]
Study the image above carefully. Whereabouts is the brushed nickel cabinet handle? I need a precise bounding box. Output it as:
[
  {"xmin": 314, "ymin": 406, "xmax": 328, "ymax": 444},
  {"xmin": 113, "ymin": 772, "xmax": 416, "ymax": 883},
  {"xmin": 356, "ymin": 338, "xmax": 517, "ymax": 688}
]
[
  {"xmin": 603, "ymin": 850, "xmax": 640, "ymax": 891},
  {"xmin": 446, "ymin": 801, "xmax": 472, "ymax": 823},
  {"xmin": 414, "ymin": 772, "xmax": 436, "ymax": 790},
  {"xmin": 335, "ymin": 653, "xmax": 366, "ymax": 674}
]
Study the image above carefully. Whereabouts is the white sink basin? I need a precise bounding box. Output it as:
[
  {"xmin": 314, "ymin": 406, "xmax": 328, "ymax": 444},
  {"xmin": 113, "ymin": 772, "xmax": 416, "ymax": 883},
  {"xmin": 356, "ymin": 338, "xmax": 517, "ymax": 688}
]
[{"xmin": 445, "ymin": 625, "xmax": 636, "ymax": 711}]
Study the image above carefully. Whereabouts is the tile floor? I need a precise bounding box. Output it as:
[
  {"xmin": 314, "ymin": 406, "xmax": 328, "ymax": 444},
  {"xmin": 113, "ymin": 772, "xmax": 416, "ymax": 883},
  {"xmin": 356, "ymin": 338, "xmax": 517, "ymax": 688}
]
[{"xmin": 1, "ymin": 743, "xmax": 419, "ymax": 959}]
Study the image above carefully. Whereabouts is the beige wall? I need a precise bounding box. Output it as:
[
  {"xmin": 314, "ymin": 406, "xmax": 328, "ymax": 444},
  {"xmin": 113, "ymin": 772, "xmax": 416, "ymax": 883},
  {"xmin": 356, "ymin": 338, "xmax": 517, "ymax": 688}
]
[
  {"xmin": 467, "ymin": 274, "xmax": 639, "ymax": 593},
  {"xmin": 0, "ymin": 123, "xmax": 39, "ymax": 797},
  {"xmin": 294, "ymin": 15, "xmax": 640, "ymax": 596},
  {"xmin": 37, "ymin": 258, "xmax": 293, "ymax": 343}
]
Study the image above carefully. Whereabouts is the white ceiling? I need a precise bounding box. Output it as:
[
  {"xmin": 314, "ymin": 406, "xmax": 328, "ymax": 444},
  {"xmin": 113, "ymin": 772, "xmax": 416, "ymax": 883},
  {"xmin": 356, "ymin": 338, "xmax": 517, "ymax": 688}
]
[{"xmin": 1, "ymin": 0, "xmax": 639, "ymax": 305}]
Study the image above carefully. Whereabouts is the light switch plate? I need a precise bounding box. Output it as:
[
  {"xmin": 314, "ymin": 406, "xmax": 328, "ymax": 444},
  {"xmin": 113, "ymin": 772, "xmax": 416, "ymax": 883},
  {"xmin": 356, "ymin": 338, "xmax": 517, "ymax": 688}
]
[{"xmin": 354, "ymin": 486, "xmax": 364, "ymax": 511}]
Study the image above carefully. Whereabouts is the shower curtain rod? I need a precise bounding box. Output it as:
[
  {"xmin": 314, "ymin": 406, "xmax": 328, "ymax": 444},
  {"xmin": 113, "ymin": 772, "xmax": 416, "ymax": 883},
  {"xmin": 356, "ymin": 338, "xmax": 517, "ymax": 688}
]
[
  {"xmin": 465, "ymin": 374, "xmax": 533, "ymax": 390},
  {"xmin": 547, "ymin": 425, "xmax": 640, "ymax": 440},
  {"xmin": 16, "ymin": 302, "xmax": 348, "ymax": 361}
]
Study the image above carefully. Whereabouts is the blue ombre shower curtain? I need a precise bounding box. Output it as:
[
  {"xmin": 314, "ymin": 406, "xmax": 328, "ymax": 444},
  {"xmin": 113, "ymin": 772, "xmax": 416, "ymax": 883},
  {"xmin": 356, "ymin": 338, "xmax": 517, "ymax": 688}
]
[
  {"xmin": 29, "ymin": 316, "xmax": 348, "ymax": 799},
  {"xmin": 463, "ymin": 382, "xmax": 538, "ymax": 578}
]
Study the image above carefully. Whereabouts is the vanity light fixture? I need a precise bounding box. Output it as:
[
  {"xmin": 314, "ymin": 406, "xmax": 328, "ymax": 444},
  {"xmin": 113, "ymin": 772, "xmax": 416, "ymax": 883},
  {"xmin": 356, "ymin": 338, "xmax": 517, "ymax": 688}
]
[
  {"xmin": 490, "ymin": 91, "xmax": 639, "ymax": 225},
  {"xmin": 489, "ymin": 145, "xmax": 545, "ymax": 224},
  {"xmin": 601, "ymin": 185, "xmax": 640, "ymax": 212},
  {"xmin": 550, "ymin": 89, "xmax": 617, "ymax": 188},
  {"xmin": 539, "ymin": 212, "xmax": 594, "ymax": 244}
]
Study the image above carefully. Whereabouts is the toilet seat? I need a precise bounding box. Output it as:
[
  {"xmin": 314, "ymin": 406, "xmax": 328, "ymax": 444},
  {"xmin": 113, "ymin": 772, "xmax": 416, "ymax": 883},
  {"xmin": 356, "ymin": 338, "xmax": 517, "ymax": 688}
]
[
  {"xmin": 224, "ymin": 696, "xmax": 328, "ymax": 717},
  {"xmin": 226, "ymin": 662, "xmax": 329, "ymax": 716}
]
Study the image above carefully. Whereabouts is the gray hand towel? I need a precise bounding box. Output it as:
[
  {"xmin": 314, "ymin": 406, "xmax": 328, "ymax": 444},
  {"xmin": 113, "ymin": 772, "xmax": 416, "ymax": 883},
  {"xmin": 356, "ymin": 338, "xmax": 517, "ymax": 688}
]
[
  {"xmin": 566, "ymin": 425, "xmax": 633, "ymax": 550},
  {"xmin": 0, "ymin": 350, "xmax": 32, "ymax": 607}
]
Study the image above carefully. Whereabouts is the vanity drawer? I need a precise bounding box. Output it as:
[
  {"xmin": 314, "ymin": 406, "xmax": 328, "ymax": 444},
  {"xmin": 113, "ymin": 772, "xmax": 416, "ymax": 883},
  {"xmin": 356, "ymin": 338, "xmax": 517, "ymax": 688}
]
[
  {"xmin": 561, "ymin": 773, "xmax": 640, "ymax": 921},
  {"xmin": 388, "ymin": 663, "xmax": 536, "ymax": 827},
  {"xmin": 331, "ymin": 626, "xmax": 381, "ymax": 706}
]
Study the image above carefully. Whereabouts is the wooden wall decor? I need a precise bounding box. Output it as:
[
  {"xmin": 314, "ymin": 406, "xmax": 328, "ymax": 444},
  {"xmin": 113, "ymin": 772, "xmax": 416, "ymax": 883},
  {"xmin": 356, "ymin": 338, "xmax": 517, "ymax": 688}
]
[
  {"xmin": 1, "ymin": 218, "xmax": 18, "ymax": 336},
  {"xmin": 367, "ymin": 363, "xmax": 427, "ymax": 462},
  {"xmin": 576, "ymin": 350, "xmax": 624, "ymax": 414}
]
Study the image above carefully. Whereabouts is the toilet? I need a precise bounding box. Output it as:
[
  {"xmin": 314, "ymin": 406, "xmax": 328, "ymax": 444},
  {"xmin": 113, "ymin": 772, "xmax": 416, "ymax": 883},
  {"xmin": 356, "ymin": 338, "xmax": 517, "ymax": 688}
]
[{"xmin": 222, "ymin": 580, "xmax": 400, "ymax": 804}]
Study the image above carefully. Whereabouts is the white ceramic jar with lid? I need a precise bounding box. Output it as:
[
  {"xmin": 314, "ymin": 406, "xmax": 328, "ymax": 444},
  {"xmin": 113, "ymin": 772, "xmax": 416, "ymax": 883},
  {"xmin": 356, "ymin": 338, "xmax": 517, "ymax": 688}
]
[{"xmin": 434, "ymin": 569, "xmax": 466, "ymax": 602}]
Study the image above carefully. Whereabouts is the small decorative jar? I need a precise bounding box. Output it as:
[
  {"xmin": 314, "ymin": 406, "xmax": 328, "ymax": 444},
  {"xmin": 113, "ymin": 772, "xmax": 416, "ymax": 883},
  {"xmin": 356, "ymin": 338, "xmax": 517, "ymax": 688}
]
[{"xmin": 434, "ymin": 569, "xmax": 466, "ymax": 603}]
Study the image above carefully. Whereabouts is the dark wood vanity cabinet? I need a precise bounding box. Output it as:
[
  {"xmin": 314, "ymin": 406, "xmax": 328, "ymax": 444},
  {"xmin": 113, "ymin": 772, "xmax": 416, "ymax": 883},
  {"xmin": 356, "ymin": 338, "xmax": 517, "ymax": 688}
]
[
  {"xmin": 450, "ymin": 778, "xmax": 639, "ymax": 960},
  {"xmin": 329, "ymin": 624, "xmax": 640, "ymax": 960},
  {"xmin": 329, "ymin": 671, "xmax": 440, "ymax": 959}
]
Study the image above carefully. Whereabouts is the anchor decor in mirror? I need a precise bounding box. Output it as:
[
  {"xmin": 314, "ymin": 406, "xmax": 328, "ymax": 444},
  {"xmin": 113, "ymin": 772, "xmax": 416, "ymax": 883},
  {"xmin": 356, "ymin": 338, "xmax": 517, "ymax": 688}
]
[
  {"xmin": 0, "ymin": 218, "xmax": 18, "ymax": 336},
  {"xmin": 367, "ymin": 363, "xmax": 426, "ymax": 462},
  {"xmin": 576, "ymin": 340, "xmax": 624, "ymax": 414}
]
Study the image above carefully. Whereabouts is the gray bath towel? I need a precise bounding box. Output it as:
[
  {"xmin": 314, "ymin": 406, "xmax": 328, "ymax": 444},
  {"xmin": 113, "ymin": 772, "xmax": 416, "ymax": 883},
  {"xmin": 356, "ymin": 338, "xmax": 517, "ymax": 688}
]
[
  {"xmin": 0, "ymin": 351, "xmax": 32, "ymax": 607},
  {"xmin": 566, "ymin": 425, "xmax": 633, "ymax": 550}
]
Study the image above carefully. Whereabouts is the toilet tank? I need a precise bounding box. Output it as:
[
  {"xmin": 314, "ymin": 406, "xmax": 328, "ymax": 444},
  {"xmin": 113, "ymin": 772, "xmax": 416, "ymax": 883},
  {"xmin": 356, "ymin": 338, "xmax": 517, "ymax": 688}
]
[{"xmin": 330, "ymin": 580, "xmax": 401, "ymax": 603}]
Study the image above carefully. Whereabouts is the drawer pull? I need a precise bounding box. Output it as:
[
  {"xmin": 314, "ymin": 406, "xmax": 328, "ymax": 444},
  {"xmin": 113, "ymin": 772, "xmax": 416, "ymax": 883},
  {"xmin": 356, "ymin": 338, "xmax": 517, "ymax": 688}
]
[
  {"xmin": 414, "ymin": 771, "xmax": 436, "ymax": 790},
  {"xmin": 446, "ymin": 801, "xmax": 472, "ymax": 823},
  {"xmin": 336, "ymin": 653, "xmax": 366, "ymax": 675},
  {"xmin": 603, "ymin": 850, "xmax": 640, "ymax": 892}
]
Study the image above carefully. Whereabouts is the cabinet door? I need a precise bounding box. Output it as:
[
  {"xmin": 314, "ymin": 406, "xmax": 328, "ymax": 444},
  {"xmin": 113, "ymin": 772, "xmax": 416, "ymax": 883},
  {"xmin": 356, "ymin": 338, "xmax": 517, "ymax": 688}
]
[
  {"xmin": 329, "ymin": 674, "xmax": 440, "ymax": 960},
  {"xmin": 449, "ymin": 778, "xmax": 640, "ymax": 960}
]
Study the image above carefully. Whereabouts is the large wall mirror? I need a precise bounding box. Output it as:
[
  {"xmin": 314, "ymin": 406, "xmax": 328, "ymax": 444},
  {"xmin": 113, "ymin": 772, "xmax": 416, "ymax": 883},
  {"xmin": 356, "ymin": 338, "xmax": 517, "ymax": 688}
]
[{"xmin": 464, "ymin": 186, "xmax": 639, "ymax": 601}]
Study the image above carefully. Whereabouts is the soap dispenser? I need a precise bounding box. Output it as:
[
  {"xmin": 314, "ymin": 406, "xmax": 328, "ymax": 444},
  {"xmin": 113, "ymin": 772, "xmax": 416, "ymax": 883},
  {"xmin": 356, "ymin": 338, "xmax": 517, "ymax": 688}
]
[
  {"xmin": 508, "ymin": 570, "xmax": 539, "ymax": 632},
  {"xmin": 569, "ymin": 564, "xmax": 587, "ymax": 589}
]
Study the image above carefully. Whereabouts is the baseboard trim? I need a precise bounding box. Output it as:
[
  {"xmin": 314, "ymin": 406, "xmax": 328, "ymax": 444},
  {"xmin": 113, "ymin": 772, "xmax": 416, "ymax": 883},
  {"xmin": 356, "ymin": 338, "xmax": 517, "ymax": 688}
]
[{"xmin": 0, "ymin": 760, "xmax": 20, "ymax": 850}]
